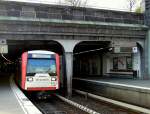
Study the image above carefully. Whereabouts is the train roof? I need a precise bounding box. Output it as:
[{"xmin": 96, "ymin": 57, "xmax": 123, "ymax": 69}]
[{"xmin": 28, "ymin": 50, "xmax": 55, "ymax": 54}]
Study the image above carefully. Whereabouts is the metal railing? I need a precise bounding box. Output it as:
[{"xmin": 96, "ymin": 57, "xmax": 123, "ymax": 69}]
[{"xmin": 0, "ymin": 9, "xmax": 144, "ymax": 24}]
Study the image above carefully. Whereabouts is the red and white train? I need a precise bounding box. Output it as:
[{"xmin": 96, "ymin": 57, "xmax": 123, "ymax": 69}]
[{"xmin": 16, "ymin": 50, "xmax": 60, "ymax": 92}]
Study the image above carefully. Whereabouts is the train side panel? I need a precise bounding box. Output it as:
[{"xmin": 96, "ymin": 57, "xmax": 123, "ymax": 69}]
[
  {"xmin": 56, "ymin": 54, "xmax": 60, "ymax": 89},
  {"xmin": 21, "ymin": 52, "xmax": 28, "ymax": 90}
]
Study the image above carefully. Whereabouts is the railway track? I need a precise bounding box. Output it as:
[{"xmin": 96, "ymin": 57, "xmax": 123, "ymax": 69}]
[
  {"xmin": 70, "ymin": 90, "xmax": 141, "ymax": 114},
  {"xmin": 29, "ymin": 92, "xmax": 142, "ymax": 114},
  {"xmin": 29, "ymin": 95, "xmax": 89, "ymax": 114}
]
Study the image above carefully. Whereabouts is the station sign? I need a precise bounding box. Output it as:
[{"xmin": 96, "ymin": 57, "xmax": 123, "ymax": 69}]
[
  {"xmin": 32, "ymin": 54, "xmax": 51, "ymax": 58},
  {"xmin": 0, "ymin": 39, "xmax": 7, "ymax": 45},
  {"xmin": 28, "ymin": 54, "xmax": 55, "ymax": 59},
  {"xmin": 114, "ymin": 47, "xmax": 133, "ymax": 53},
  {"xmin": 132, "ymin": 47, "xmax": 138, "ymax": 53},
  {"xmin": 114, "ymin": 47, "xmax": 120, "ymax": 53},
  {"xmin": 0, "ymin": 45, "xmax": 8, "ymax": 54}
]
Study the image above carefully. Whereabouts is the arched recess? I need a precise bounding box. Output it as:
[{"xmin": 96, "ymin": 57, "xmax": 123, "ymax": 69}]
[
  {"xmin": 73, "ymin": 40, "xmax": 111, "ymax": 78},
  {"xmin": 7, "ymin": 40, "xmax": 65, "ymax": 59},
  {"xmin": 73, "ymin": 40, "xmax": 145, "ymax": 79},
  {"xmin": 5, "ymin": 40, "xmax": 66, "ymax": 89}
]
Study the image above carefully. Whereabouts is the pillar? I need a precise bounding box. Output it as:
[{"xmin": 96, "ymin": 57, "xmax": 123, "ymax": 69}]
[
  {"xmin": 132, "ymin": 50, "xmax": 141, "ymax": 78},
  {"xmin": 148, "ymin": 31, "xmax": 150, "ymax": 77},
  {"xmin": 56, "ymin": 39, "xmax": 81, "ymax": 97},
  {"xmin": 145, "ymin": 0, "xmax": 150, "ymax": 78},
  {"xmin": 145, "ymin": 30, "xmax": 150, "ymax": 78},
  {"xmin": 65, "ymin": 52, "xmax": 73, "ymax": 97}
]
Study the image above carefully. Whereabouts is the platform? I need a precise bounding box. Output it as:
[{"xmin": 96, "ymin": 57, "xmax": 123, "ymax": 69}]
[
  {"xmin": 0, "ymin": 74, "xmax": 41, "ymax": 114},
  {"xmin": 73, "ymin": 77, "xmax": 150, "ymax": 109}
]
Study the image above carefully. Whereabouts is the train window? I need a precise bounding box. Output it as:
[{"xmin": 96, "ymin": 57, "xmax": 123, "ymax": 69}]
[{"xmin": 27, "ymin": 58, "xmax": 56, "ymax": 75}]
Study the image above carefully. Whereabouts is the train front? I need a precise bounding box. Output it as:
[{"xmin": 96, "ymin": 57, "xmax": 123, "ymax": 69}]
[{"xmin": 22, "ymin": 50, "xmax": 60, "ymax": 91}]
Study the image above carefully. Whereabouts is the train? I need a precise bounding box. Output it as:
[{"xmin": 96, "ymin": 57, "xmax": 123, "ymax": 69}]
[{"xmin": 16, "ymin": 50, "xmax": 60, "ymax": 98}]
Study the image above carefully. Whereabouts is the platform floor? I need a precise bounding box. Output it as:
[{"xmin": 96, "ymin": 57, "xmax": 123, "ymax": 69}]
[
  {"xmin": 74, "ymin": 77, "xmax": 150, "ymax": 89},
  {"xmin": 0, "ymin": 74, "xmax": 25, "ymax": 114}
]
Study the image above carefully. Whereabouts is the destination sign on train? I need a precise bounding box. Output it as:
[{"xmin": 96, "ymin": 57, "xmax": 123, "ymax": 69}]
[{"xmin": 31, "ymin": 54, "xmax": 51, "ymax": 58}]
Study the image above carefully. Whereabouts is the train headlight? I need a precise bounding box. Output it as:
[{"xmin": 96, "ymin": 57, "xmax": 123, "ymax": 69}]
[
  {"xmin": 27, "ymin": 77, "xmax": 33, "ymax": 82},
  {"xmin": 51, "ymin": 77, "xmax": 56, "ymax": 81}
]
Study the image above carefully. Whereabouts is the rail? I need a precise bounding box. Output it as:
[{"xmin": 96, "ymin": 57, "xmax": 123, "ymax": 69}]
[{"xmin": 55, "ymin": 94, "xmax": 101, "ymax": 114}]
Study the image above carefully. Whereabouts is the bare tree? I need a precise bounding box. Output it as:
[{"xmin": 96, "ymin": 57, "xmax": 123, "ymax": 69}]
[
  {"xmin": 128, "ymin": 0, "xmax": 136, "ymax": 11},
  {"xmin": 65, "ymin": 0, "xmax": 88, "ymax": 7},
  {"xmin": 67, "ymin": 0, "xmax": 81, "ymax": 6},
  {"xmin": 127, "ymin": 0, "xmax": 143, "ymax": 12}
]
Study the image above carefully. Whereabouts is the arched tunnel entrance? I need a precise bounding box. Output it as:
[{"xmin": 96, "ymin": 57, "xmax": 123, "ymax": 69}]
[
  {"xmin": 73, "ymin": 41, "xmax": 111, "ymax": 78},
  {"xmin": 73, "ymin": 40, "xmax": 145, "ymax": 100},
  {"xmin": 0, "ymin": 40, "xmax": 67, "ymax": 92},
  {"xmin": 7, "ymin": 40, "xmax": 64, "ymax": 58},
  {"xmin": 73, "ymin": 41, "xmax": 144, "ymax": 79}
]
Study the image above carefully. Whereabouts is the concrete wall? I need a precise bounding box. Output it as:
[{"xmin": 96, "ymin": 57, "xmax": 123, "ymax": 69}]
[{"xmin": 0, "ymin": 21, "xmax": 146, "ymax": 40}]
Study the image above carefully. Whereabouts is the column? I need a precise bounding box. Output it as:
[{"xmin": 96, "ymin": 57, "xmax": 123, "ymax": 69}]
[
  {"xmin": 145, "ymin": 1, "xmax": 150, "ymax": 78},
  {"xmin": 65, "ymin": 52, "xmax": 73, "ymax": 98},
  {"xmin": 144, "ymin": 30, "xmax": 150, "ymax": 79},
  {"xmin": 132, "ymin": 52, "xmax": 140, "ymax": 78},
  {"xmin": 56, "ymin": 39, "xmax": 81, "ymax": 97}
]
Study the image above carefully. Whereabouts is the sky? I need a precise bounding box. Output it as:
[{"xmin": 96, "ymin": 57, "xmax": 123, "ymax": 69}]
[{"xmin": 4, "ymin": 0, "xmax": 143, "ymax": 12}]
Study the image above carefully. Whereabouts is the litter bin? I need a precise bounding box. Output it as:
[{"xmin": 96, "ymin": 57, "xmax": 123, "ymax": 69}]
[{"xmin": 133, "ymin": 70, "xmax": 137, "ymax": 79}]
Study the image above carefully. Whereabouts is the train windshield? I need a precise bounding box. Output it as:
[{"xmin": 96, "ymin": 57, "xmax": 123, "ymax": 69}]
[{"xmin": 27, "ymin": 58, "xmax": 56, "ymax": 75}]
